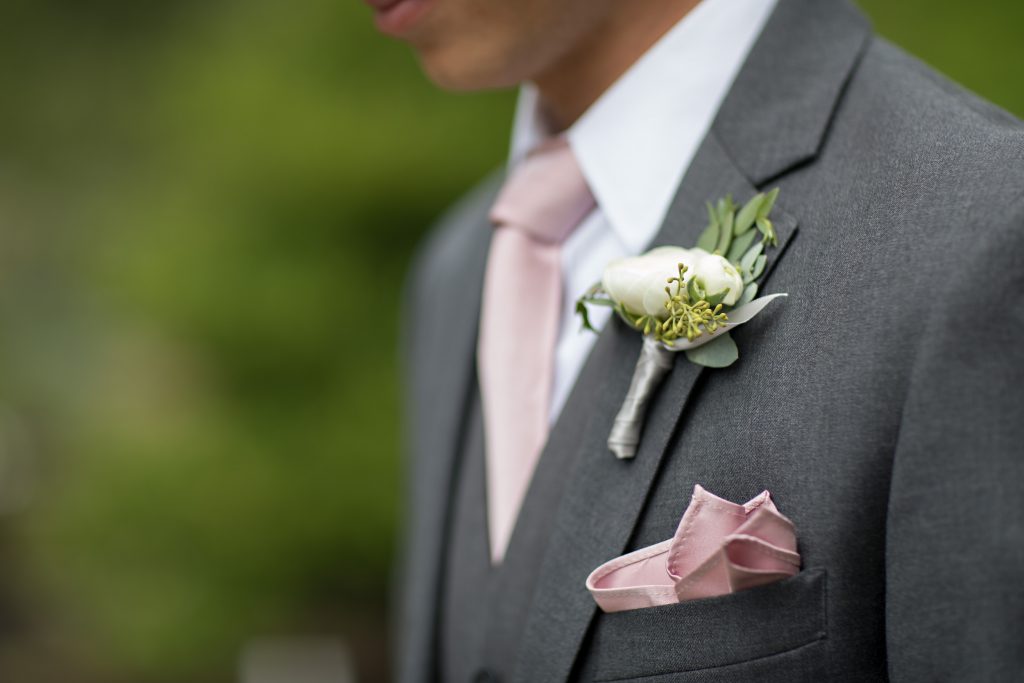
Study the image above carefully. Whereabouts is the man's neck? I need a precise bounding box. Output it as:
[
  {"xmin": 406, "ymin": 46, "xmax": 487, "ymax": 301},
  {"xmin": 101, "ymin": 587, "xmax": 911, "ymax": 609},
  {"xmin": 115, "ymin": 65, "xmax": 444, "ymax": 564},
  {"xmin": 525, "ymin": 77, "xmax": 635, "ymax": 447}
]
[{"xmin": 532, "ymin": 0, "xmax": 702, "ymax": 131}]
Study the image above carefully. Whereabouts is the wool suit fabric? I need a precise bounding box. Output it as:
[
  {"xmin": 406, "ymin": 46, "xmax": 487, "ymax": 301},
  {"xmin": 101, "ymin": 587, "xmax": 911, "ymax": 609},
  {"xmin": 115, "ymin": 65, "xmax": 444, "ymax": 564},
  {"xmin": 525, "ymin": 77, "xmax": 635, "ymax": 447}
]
[{"xmin": 396, "ymin": 0, "xmax": 1024, "ymax": 680}]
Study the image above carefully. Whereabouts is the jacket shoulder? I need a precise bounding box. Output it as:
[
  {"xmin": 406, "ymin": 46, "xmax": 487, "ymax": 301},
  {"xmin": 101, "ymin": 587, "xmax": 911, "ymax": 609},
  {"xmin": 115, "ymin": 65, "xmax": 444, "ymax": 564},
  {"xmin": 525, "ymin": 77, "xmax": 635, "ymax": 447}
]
[
  {"xmin": 810, "ymin": 35, "xmax": 1024, "ymax": 256},
  {"xmin": 839, "ymin": 37, "xmax": 1024, "ymax": 202},
  {"xmin": 866, "ymin": 38, "xmax": 1022, "ymax": 130}
]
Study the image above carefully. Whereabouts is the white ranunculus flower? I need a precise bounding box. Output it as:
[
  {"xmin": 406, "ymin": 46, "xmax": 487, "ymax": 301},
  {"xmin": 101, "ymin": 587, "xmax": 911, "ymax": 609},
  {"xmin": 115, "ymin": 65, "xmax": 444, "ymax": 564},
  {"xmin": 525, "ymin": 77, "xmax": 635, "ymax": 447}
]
[
  {"xmin": 602, "ymin": 246, "xmax": 699, "ymax": 318},
  {"xmin": 602, "ymin": 246, "xmax": 744, "ymax": 317},
  {"xmin": 692, "ymin": 252, "xmax": 744, "ymax": 306}
]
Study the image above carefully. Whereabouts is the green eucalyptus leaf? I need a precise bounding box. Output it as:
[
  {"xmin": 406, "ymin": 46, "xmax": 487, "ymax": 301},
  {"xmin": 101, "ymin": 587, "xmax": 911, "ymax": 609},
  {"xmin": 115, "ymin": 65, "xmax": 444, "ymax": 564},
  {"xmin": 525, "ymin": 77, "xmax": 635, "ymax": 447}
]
[
  {"xmin": 740, "ymin": 241, "xmax": 764, "ymax": 273},
  {"xmin": 716, "ymin": 209, "xmax": 734, "ymax": 254},
  {"xmin": 696, "ymin": 222, "xmax": 719, "ymax": 252},
  {"xmin": 751, "ymin": 254, "xmax": 767, "ymax": 280},
  {"xmin": 757, "ymin": 187, "xmax": 780, "ymax": 219},
  {"xmin": 736, "ymin": 281, "xmax": 758, "ymax": 306},
  {"xmin": 687, "ymin": 277, "xmax": 703, "ymax": 302},
  {"xmin": 756, "ymin": 216, "xmax": 777, "ymax": 245},
  {"xmin": 715, "ymin": 195, "xmax": 734, "ymax": 225},
  {"xmin": 575, "ymin": 300, "xmax": 595, "ymax": 332},
  {"xmin": 726, "ymin": 229, "xmax": 757, "ymax": 263},
  {"xmin": 734, "ymin": 193, "xmax": 763, "ymax": 235},
  {"xmin": 705, "ymin": 288, "xmax": 729, "ymax": 307},
  {"xmin": 685, "ymin": 332, "xmax": 739, "ymax": 368}
]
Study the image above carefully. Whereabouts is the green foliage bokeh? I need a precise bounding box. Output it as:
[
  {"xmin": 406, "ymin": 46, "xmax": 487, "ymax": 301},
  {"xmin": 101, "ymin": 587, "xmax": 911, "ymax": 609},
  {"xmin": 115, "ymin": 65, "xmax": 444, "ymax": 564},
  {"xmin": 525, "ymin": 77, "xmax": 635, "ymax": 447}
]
[{"xmin": 0, "ymin": 0, "xmax": 1019, "ymax": 681}]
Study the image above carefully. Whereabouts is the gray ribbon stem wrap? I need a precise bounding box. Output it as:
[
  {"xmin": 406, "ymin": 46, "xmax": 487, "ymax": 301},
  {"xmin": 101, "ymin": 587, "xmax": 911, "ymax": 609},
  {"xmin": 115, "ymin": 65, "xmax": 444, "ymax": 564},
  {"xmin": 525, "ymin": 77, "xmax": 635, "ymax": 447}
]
[
  {"xmin": 608, "ymin": 337, "xmax": 675, "ymax": 459},
  {"xmin": 604, "ymin": 294, "xmax": 787, "ymax": 459}
]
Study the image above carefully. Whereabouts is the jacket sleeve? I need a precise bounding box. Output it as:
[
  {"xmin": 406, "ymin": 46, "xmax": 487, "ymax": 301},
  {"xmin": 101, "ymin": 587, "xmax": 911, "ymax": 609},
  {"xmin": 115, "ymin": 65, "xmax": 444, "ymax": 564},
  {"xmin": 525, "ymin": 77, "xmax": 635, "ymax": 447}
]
[{"xmin": 885, "ymin": 205, "xmax": 1024, "ymax": 681}]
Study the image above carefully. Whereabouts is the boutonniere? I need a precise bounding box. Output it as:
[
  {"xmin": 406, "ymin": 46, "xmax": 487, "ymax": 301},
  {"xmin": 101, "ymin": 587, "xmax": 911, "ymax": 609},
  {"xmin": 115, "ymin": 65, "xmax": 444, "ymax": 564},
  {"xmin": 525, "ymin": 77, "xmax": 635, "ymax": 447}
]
[{"xmin": 576, "ymin": 189, "xmax": 787, "ymax": 458}]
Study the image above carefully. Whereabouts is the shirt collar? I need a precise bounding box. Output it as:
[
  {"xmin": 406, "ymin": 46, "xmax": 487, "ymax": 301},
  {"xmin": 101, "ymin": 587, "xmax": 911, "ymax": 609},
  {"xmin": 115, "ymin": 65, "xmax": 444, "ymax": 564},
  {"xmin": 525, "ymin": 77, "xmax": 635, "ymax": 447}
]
[{"xmin": 509, "ymin": 0, "xmax": 778, "ymax": 254}]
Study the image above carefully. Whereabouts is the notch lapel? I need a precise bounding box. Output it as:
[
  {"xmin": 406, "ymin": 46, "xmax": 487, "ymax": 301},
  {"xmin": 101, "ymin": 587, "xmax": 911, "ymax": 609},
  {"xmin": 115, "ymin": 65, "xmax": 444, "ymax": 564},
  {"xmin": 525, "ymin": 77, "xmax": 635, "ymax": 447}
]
[
  {"xmin": 511, "ymin": 134, "xmax": 797, "ymax": 682},
  {"xmin": 714, "ymin": 0, "xmax": 871, "ymax": 185},
  {"xmin": 402, "ymin": 2, "xmax": 871, "ymax": 677},
  {"xmin": 511, "ymin": 0, "xmax": 871, "ymax": 677}
]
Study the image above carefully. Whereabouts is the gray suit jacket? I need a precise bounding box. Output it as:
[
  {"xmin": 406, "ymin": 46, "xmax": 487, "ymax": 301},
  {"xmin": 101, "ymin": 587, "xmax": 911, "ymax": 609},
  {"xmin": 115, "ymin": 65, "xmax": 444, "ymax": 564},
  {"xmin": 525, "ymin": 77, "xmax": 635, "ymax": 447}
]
[{"xmin": 396, "ymin": 0, "xmax": 1024, "ymax": 680}]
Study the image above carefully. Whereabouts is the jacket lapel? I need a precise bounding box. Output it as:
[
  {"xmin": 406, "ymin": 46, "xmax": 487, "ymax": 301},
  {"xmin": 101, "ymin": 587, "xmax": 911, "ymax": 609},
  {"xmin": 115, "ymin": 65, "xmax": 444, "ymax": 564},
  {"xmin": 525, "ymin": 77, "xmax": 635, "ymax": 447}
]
[
  {"xmin": 511, "ymin": 1, "xmax": 871, "ymax": 680},
  {"xmin": 511, "ymin": 135, "xmax": 796, "ymax": 683}
]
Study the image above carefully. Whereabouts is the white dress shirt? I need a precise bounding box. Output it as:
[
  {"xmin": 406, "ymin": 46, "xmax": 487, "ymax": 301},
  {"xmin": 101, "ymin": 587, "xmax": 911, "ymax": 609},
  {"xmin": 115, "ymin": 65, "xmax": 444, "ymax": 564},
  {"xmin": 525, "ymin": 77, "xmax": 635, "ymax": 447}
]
[{"xmin": 507, "ymin": 0, "xmax": 778, "ymax": 421}]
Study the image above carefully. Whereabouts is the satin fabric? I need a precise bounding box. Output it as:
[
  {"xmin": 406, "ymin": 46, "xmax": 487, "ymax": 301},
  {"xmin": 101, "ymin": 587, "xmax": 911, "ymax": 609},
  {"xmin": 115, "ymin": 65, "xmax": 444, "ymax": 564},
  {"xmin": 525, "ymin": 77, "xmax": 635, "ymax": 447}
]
[
  {"xmin": 586, "ymin": 485, "xmax": 800, "ymax": 612},
  {"xmin": 478, "ymin": 138, "xmax": 596, "ymax": 564}
]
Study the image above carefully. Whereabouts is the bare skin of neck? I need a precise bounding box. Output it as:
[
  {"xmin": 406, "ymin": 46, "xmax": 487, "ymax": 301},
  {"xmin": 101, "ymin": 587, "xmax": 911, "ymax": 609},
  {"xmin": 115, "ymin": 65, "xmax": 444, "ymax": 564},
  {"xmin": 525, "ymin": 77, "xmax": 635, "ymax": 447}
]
[{"xmin": 533, "ymin": 0, "xmax": 702, "ymax": 131}]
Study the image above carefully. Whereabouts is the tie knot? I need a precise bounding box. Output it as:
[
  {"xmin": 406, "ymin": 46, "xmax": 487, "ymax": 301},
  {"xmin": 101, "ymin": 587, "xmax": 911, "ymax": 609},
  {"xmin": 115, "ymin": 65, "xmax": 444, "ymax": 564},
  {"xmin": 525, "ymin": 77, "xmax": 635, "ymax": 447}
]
[{"xmin": 490, "ymin": 138, "xmax": 596, "ymax": 244}]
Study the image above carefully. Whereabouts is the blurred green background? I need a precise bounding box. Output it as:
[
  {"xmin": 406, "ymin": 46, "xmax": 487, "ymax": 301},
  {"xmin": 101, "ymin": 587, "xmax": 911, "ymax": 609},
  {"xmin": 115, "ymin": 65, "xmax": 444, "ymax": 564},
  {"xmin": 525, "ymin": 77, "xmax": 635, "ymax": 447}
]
[{"xmin": 0, "ymin": 0, "xmax": 1019, "ymax": 681}]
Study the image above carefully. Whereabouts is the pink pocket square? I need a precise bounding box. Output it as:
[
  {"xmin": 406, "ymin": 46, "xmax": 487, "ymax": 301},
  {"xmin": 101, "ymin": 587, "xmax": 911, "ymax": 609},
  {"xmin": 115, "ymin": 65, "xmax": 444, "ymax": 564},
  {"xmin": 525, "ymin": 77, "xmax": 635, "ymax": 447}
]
[{"xmin": 586, "ymin": 485, "xmax": 801, "ymax": 613}]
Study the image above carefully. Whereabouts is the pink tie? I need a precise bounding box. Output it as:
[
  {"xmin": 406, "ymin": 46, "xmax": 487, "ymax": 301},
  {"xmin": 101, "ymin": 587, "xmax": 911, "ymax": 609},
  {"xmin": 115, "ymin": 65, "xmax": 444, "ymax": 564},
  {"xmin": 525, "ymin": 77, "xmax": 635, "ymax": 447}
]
[{"xmin": 478, "ymin": 138, "xmax": 596, "ymax": 564}]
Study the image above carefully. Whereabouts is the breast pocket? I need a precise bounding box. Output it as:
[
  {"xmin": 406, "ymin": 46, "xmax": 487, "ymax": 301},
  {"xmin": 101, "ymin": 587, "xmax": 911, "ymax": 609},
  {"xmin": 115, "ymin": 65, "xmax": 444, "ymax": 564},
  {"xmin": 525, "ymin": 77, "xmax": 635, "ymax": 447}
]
[{"xmin": 590, "ymin": 568, "xmax": 828, "ymax": 682}]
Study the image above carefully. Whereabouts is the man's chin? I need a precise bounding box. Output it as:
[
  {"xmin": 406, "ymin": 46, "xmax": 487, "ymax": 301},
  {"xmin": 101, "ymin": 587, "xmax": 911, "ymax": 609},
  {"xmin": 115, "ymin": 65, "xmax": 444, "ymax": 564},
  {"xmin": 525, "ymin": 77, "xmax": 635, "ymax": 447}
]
[{"xmin": 416, "ymin": 46, "xmax": 525, "ymax": 92}]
